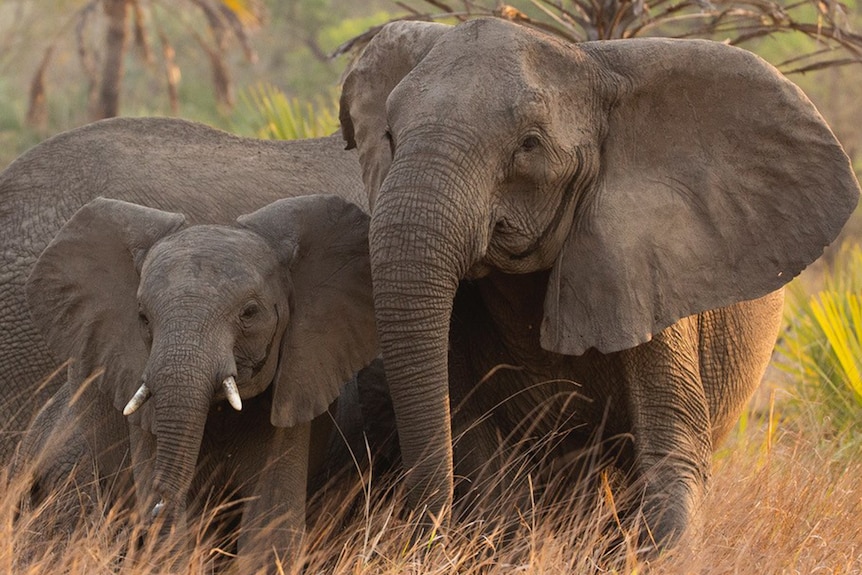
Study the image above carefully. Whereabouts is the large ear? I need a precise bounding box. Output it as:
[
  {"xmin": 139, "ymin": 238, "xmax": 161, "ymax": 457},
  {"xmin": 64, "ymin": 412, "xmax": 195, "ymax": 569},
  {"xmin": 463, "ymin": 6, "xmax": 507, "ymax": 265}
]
[
  {"xmin": 542, "ymin": 38, "xmax": 860, "ymax": 356},
  {"xmin": 26, "ymin": 198, "xmax": 186, "ymax": 414},
  {"xmin": 339, "ymin": 20, "xmax": 450, "ymax": 207},
  {"xmin": 237, "ymin": 195, "xmax": 378, "ymax": 428}
]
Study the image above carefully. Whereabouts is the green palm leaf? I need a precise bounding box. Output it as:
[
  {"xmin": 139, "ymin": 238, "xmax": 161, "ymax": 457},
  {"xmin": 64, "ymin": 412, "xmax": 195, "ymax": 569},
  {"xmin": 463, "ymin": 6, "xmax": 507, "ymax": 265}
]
[
  {"xmin": 239, "ymin": 83, "xmax": 338, "ymax": 141},
  {"xmin": 776, "ymin": 244, "xmax": 862, "ymax": 438}
]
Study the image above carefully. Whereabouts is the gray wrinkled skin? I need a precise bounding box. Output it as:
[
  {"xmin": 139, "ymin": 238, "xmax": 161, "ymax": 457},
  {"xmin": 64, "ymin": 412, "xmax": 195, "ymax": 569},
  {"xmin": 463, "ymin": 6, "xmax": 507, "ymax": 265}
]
[
  {"xmin": 0, "ymin": 116, "xmax": 366, "ymax": 464},
  {"xmin": 15, "ymin": 195, "xmax": 379, "ymax": 571},
  {"xmin": 339, "ymin": 17, "xmax": 860, "ymax": 548}
]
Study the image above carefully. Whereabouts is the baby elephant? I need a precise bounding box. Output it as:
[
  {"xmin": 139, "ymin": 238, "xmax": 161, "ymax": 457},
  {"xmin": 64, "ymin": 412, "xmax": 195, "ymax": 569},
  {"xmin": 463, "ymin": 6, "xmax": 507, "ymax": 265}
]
[{"xmin": 17, "ymin": 195, "xmax": 379, "ymax": 571}]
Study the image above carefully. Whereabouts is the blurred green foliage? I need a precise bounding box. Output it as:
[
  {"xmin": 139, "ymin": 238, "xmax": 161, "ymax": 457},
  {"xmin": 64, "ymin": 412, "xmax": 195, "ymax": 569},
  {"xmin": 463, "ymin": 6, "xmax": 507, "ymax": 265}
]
[
  {"xmin": 235, "ymin": 83, "xmax": 338, "ymax": 139},
  {"xmin": 260, "ymin": 8, "xmax": 393, "ymax": 99},
  {"xmin": 0, "ymin": 0, "xmax": 394, "ymax": 167},
  {"xmin": 777, "ymin": 244, "xmax": 862, "ymax": 444}
]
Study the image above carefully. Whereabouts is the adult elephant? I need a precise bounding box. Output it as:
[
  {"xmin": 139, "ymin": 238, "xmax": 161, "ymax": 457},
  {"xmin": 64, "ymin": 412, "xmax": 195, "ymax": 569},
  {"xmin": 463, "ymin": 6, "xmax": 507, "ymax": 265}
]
[
  {"xmin": 339, "ymin": 18, "xmax": 861, "ymax": 546},
  {"xmin": 17, "ymin": 195, "xmax": 377, "ymax": 571},
  {"xmin": 0, "ymin": 117, "xmax": 365, "ymax": 464}
]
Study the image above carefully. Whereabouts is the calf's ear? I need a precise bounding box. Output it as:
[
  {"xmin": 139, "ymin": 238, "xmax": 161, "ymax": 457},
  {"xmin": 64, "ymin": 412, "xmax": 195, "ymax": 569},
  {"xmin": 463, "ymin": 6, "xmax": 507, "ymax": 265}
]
[
  {"xmin": 238, "ymin": 195, "xmax": 378, "ymax": 427},
  {"xmin": 26, "ymin": 197, "xmax": 185, "ymax": 416}
]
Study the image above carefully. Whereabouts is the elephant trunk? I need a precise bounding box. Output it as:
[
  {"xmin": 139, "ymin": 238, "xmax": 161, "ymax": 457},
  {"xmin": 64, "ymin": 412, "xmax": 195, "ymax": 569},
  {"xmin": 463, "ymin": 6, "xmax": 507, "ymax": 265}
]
[
  {"xmin": 370, "ymin": 142, "xmax": 489, "ymax": 518},
  {"xmin": 145, "ymin": 347, "xmax": 218, "ymax": 530}
]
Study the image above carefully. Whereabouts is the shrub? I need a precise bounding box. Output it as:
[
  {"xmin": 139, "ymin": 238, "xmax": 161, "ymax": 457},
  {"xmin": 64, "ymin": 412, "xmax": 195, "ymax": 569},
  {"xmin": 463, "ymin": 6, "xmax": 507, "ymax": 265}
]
[
  {"xmin": 776, "ymin": 243, "xmax": 862, "ymax": 442},
  {"xmin": 235, "ymin": 83, "xmax": 338, "ymax": 140}
]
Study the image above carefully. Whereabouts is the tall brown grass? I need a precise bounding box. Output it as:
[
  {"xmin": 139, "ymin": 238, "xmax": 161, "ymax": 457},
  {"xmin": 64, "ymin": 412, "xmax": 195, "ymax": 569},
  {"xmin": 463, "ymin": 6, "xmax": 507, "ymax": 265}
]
[{"xmin": 3, "ymin": 398, "xmax": 860, "ymax": 575}]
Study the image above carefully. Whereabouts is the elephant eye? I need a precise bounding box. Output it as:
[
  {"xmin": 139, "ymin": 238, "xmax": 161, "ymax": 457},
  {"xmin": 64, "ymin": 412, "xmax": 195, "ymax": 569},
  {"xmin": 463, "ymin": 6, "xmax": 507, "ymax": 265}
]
[
  {"xmin": 520, "ymin": 135, "xmax": 541, "ymax": 152},
  {"xmin": 240, "ymin": 302, "xmax": 261, "ymax": 323},
  {"xmin": 138, "ymin": 310, "xmax": 152, "ymax": 346}
]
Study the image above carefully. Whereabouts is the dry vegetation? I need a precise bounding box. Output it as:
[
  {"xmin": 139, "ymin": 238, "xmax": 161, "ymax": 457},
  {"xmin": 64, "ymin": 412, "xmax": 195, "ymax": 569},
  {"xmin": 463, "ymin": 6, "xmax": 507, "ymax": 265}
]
[{"xmin": 3, "ymin": 389, "xmax": 860, "ymax": 574}]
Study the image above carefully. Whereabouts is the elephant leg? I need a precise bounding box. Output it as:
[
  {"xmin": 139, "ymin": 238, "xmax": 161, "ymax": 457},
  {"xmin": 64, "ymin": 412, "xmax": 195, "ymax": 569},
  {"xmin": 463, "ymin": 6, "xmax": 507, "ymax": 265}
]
[
  {"xmin": 618, "ymin": 316, "xmax": 712, "ymax": 549},
  {"xmin": 449, "ymin": 367, "xmax": 539, "ymax": 522},
  {"xmin": 450, "ymin": 402, "xmax": 509, "ymax": 514},
  {"xmin": 448, "ymin": 338, "xmax": 511, "ymax": 517},
  {"xmin": 70, "ymin": 365, "xmax": 134, "ymax": 501},
  {"xmin": 698, "ymin": 290, "xmax": 784, "ymax": 445},
  {"xmin": 13, "ymin": 383, "xmax": 97, "ymax": 546},
  {"xmin": 236, "ymin": 422, "xmax": 310, "ymax": 573}
]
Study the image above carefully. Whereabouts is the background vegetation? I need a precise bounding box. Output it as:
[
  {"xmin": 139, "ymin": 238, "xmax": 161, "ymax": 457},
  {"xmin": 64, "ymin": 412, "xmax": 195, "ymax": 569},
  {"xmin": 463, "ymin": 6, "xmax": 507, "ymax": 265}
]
[
  {"xmin": 2, "ymin": 0, "xmax": 861, "ymax": 169},
  {"xmin": 1, "ymin": 0, "xmax": 861, "ymax": 573}
]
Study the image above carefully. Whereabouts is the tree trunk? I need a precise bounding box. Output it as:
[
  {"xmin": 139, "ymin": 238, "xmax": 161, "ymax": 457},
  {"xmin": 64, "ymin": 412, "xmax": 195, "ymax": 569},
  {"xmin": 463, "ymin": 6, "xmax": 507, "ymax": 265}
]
[{"xmin": 94, "ymin": 0, "xmax": 130, "ymax": 120}]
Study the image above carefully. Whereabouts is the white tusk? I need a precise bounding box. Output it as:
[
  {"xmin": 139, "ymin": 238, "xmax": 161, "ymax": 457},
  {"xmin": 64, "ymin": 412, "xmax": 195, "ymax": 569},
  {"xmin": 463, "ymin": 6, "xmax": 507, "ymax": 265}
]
[
  {"xmin": 151, "ymin": 499, "xmax": 165, "ymax": 518},
  {"xmin": 223, "ymin": 376, "xmax": 242, "ymax": 411},
  {"xmin": 123, "ymin": 383, "xmax": 151, "ymax": 416}
]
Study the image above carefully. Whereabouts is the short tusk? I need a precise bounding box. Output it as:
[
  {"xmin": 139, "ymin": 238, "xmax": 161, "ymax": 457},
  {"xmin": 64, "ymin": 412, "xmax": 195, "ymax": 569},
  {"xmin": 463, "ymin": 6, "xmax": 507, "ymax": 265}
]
[
  {"xmin": 151, "ymin": 499, "xmax": 165, "ymax": 518},
  {"xmin": 123, "ymin": 383, "xmax": 151, "ymax": 416},
  {"xmin": 223, "ymin": 376, "xmax": 242, "ymax": 411}
]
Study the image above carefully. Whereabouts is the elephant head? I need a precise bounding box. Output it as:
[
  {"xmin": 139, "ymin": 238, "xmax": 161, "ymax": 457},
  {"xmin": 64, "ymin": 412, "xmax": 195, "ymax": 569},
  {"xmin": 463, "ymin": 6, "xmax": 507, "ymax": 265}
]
[
  {"xmin": 339, "ymin": 18, "xmax": 861, "ymax": 516},
  {"xmin": 26, "ymin": 195, "xmax": 377, "ymax": 528}
]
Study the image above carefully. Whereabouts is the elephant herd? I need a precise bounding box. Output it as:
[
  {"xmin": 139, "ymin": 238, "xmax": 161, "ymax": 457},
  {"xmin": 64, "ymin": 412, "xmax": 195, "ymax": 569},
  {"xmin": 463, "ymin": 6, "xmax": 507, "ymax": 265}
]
[{"xmin": 1, "ymin": 17, "xmax": 859, "ymax": 572}]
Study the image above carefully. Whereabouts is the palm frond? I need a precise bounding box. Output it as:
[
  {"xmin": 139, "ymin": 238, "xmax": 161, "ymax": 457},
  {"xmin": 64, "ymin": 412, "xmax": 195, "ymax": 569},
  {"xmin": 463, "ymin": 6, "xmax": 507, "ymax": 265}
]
[
  {"xmin": 776, "ymin": 243, "xmax": 862, "ymax": 440},
  {"xmin": 239, "ymin": 83, "xmax": 338, "ymax": 140}
]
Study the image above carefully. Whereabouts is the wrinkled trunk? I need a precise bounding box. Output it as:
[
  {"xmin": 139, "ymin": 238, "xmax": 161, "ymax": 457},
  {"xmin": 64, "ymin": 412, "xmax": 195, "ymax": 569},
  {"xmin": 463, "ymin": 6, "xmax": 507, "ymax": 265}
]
[
  {"xmin": 145, "ymin": 347, "xmax": 215, "ymax": 531},
  {"xmin": 369, "ymin": 143, "xmax": 488, "ymax": 518}
]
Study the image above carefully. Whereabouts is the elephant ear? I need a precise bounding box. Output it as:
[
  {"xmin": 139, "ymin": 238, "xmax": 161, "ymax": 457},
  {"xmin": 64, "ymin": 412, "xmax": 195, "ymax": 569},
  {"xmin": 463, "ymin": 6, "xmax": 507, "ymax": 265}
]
[
  {"xmin": 542, "ymin": 38, "xmax": 860, "ymax": 356},
  {"xmin": 339, "ymin": 20, "xmax": 450, "ymax": 207},
  {"xmin": 237, "ymin": 195, "xmax": 378, "ymax": 428},
  {"xmin": 26, "ymin": 198, "xmax": 186, "ymax": 415}
]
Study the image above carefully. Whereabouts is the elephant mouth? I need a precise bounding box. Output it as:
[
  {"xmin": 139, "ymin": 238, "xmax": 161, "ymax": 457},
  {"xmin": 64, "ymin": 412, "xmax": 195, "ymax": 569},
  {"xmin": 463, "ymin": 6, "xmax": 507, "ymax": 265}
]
[
  {"xmin": 225, "ymin": 304, "xmax": 281, "ymax": 400},
  {"xmin": 465, "ymin": 259, "xmax": 494, "ymax": 279}
]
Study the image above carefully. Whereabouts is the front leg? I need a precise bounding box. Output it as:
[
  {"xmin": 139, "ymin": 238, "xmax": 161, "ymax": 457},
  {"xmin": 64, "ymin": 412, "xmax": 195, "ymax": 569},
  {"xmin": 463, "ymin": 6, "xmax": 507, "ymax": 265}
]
[
  {"xmin": 619, "ymin": 315, "xmax": 712, "ymax": 549},
  {"xmin": 236, "ymin": 422, "xmax": 310, "ymax": 573}
]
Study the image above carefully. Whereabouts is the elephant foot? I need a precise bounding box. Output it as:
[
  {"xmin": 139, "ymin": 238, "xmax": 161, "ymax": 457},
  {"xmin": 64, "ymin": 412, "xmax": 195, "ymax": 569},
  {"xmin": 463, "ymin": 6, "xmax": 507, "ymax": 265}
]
[
  {"xmin": 393, "ymin": 472, "xmax": 453, "ymax": 553},
  {"xmin": 236, "ymin": 518, "xmax": 306, "ymax": 573},
  {"xmin": 633, "ymin": 475, "xmax": 704, "ymax": 554}
]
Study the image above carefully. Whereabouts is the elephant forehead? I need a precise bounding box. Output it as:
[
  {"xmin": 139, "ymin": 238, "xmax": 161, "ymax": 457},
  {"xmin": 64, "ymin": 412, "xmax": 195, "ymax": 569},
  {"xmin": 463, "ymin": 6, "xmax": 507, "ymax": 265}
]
[
  {"xmin": 429, "ymin": 19, "xmax": 584, "ymax": 73},
  {"xmin": 407, "ymin": 25, "xmax": 531, "ymax": 91},
  {"xmin": 141, "ymin": 226, "xmax": 278, "ymax": 290},
  {"xmin": 394, "ymin": 20, "xmax": 589, "ymax": 123},
  {"xmin": 441, "ymin": 18, "xmax": 536, "ymax": 57}
]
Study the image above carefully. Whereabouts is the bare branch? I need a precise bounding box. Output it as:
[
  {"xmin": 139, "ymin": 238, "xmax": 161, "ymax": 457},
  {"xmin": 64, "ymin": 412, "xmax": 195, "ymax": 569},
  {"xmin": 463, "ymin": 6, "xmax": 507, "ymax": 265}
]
[
  {"xmin": 218, "ymin": 2, "xmax": 258, "ymax": 63},
  {"xmin": 26, "ymin": 46, "xmax": 54, "ymax": 130},
  {"xmin": 305, "ymin": 35, "xmax": 330, "ymax": 62},
  {"xmin": 94, "ymin": 0, "xmax": 131, "ymax": 120},
  {"xmin": 156, "ymin": 24, "xmax": 180, "ymax": 115},
  {"xmin": 189, "ymin": 0, "xmax": 234, "ymax": 108},
  {"xmin": 390, "ymin": 0, "xmax": 862, "ymax": 71},
  {"xmin": 75, "ymin": 1, "xmax": 100, "ymax": 114},
  {"xmin": 132, "ymin": 0, "xmax": 153, "ymax": 65}
]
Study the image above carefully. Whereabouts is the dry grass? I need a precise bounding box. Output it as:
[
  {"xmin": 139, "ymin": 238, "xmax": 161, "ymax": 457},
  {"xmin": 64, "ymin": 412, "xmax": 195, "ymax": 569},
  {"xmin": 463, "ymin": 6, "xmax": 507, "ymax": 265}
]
[
  {"xmin": 3, "ymin": 401, "xmax": 860, "ymax": 575},
  {"xmin": 664, "ymin": 422, "xmax": 862, "ymax": 574}
]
